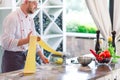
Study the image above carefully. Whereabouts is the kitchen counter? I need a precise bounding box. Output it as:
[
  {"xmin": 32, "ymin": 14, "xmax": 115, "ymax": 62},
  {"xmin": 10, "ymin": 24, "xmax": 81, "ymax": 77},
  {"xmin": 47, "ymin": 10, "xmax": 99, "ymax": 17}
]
[{"xmin": 0, "ymin": 58, "xmax": 120, "ymax": 80}]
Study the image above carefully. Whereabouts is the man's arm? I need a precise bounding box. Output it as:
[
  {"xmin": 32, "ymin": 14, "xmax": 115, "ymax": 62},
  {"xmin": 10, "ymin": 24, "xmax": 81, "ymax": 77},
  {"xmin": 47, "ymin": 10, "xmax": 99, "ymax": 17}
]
[
  {"xmin": 17, "ymin": 31, "xmax": 32, "ymax": 46},
  {"xmin": 37, "ymin": 50, "xmax": 49, "ymax": 64}
]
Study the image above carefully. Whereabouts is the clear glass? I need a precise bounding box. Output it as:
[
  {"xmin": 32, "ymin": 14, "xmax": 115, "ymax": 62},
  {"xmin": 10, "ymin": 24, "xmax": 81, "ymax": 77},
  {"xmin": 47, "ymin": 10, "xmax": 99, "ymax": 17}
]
[{"xmin": 95, "ymin": 57, "xmax": 112, "ymax": 66}]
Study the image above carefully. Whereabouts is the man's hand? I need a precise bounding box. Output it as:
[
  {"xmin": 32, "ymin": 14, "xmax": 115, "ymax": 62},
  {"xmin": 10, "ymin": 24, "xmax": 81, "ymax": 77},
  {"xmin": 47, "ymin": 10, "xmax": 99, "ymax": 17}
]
[
  {"xmin": 27, "ymin": 31, "xmax": 41, "ymax": 42},
  {"xmin": 17, "ymin": 31, "xmax": 32, "ymax": 46},
  {"xmin": 41, "ymin": 56, "xmax": 49, "ymax": 64},
  {"xmin": 26, "ymin": 31, "xmax": 32, "ymax": 43},
  {"xmin": 37, "ymin": 49, "xmax": 49, "ymax": 64},
  {"xmin": 37, "ymin": 36, "xmax": 41, "ymax": 41}
]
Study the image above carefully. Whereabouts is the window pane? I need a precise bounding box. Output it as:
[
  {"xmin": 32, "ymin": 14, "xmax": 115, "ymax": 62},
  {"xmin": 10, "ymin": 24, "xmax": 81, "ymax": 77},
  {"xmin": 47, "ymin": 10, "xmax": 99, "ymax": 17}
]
[{"xmin": 65, "ymin": 0, "xmax": 97, "ymax": 34}]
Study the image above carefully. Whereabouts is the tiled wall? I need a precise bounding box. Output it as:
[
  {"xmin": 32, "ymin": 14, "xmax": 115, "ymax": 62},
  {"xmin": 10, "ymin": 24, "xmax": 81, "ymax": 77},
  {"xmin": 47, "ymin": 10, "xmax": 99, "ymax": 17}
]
[
  {"xmin": 66, "ymin": 36, "xmax": 120, "ymax": 57},
  {"xmin": 66, "ymin": 36, "xmax": 95, "ymax": 57}
]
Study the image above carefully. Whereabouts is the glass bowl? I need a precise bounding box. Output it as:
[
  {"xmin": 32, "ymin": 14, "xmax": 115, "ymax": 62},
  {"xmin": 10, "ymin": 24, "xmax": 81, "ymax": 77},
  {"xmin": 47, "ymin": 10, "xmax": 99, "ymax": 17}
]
[{"xmin": 95, "ymin": 57, "xmax": 112, "ymax": 65}]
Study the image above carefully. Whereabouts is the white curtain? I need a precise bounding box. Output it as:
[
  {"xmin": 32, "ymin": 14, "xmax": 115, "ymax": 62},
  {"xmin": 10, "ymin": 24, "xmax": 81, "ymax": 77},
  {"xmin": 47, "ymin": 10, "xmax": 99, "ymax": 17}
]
[
  {"xmin": 113, "ymin": 0, "xmax": 120, "ymax": 41},
  {"xmin": 85, "ymin": 0, "xmax": 112, "ymax": 41}
]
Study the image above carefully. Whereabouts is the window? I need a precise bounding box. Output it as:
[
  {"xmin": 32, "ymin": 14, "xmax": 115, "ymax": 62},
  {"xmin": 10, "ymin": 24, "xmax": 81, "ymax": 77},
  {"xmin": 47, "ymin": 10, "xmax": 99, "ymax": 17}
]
[{"xmin": 65, "ymin": 0, "xmax": 97, "ymax": 34}]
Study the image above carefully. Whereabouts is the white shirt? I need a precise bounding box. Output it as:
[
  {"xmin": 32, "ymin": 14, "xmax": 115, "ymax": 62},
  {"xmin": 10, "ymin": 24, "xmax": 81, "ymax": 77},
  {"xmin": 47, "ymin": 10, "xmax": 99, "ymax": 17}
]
[{"xmin": 1, "ymin": 8, "xmax": 41, "ymax": 52}]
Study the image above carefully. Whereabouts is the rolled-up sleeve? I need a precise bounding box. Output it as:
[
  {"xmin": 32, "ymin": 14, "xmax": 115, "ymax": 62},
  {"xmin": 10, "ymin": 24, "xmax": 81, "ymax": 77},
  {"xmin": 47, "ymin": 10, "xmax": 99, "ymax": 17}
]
[{"xmin": 1, "ymin": 14, "xmax": 19, "ymax": 50}]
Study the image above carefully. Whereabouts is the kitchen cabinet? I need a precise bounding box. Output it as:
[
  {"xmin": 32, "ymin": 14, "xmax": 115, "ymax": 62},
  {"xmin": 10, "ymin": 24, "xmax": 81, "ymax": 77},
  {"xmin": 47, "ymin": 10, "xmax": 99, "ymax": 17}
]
[{"xmin": 0, "ymin": 0, "xmax": 65, "ymax": 58}]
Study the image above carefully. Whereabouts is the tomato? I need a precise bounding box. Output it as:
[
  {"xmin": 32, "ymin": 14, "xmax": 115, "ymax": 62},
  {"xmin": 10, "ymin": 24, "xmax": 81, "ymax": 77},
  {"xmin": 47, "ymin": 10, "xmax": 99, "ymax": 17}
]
[
  {"xmin": 104, "ymin": 50, "xmax": 111, "ymax": 58},
  {"xmin": 99, "ymin": 52, "xmax": 106, "ymax": 58},
  {"xmin": 97, "ymin": 57, "xmax": 103, "ymax": 61}
]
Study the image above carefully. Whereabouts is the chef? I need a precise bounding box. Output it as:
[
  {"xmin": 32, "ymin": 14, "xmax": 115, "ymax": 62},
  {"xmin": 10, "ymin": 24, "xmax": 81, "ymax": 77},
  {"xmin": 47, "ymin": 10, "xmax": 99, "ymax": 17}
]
[{"xmin": 1, "ymin": 0, "xmax": 49, "ymax": 73}]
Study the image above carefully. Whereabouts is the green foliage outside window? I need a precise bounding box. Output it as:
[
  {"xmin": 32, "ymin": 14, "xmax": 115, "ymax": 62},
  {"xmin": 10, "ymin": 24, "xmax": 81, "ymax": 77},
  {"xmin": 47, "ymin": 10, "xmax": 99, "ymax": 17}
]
[
  {"xmin": 65, "ymin": 0, "xmax": 97, "ymax": 34},
  {"xmin": 66, "ymin": 22, "xmax": 97, "ymax": 34}
]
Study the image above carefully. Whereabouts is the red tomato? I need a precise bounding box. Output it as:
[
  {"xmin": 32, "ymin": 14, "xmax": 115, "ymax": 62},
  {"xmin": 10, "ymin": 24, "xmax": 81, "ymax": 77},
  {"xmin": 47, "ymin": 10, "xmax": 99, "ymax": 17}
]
[
  {"xmin": 97, "ymin": 57, "xmax": 103, "ymax": 61},
  {"xmin": 99, "ymin": 52, "xmax": 106, "ymax": 58},
  {"xmin": 104, "ymin": 50, "xmax": 111, "ymax": 58}
]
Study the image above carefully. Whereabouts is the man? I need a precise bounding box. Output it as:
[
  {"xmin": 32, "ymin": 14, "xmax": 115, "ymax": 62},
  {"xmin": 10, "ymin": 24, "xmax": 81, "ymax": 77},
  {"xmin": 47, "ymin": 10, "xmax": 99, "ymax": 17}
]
[{"xmin": 1, "ymin": 0, "xmax": 49, "ymax": 73}]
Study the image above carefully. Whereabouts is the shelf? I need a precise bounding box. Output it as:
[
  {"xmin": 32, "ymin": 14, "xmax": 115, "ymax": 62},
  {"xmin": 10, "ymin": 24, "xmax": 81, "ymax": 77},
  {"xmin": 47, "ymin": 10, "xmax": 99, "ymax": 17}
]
[
  {"xmin": 55, "ymin": 12, "xmax": 63, "ymax": 30},
  {"xmin": 42, "ymin": 11, "xmax": 52, "ymax": 32},
  {"xmin": 44, "ymin": 7, "xmax": 62, "ymax": 21},
  {"xmin": 42, "ymin": 34, "xmax": 63, "ymax": 39},
  {"xmin": 56, "ymin": 40, "xmax": 63, "ymax": 51},
  {"xmin": 34, "ymin": 13, "xmax": 41, "ymax": 34},
  {"xmin": 44, "ymin": 22, "xmax": 63, "ymax": 35},
  {"xmin": 44, "ymin": 6, "xmax": 63, "ymax": 8},
  {"xmin": 44, "ymin": 0, "xmax": 63, "ymax": 6},
  {"xmin": 44, "ymin": 37, "xmax": 63, "ymax": 50}
]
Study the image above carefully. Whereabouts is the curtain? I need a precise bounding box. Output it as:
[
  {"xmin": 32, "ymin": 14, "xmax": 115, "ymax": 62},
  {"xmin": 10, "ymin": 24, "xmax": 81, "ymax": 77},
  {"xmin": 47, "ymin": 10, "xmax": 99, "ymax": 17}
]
[
  {"xmin": 113, "ymin": 0, "xmax": 120, "ymax": 41},
  {"xmin": 85, "ymin": 0, "xmax": 112, "ymax": 41}
]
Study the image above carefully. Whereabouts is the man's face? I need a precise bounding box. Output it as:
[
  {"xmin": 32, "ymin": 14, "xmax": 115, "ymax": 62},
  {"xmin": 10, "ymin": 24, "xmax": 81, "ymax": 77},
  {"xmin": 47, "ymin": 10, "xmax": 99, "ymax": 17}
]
[{"xmin": 27, "ymin": 1, "xmax": 38, "ymax": 14}]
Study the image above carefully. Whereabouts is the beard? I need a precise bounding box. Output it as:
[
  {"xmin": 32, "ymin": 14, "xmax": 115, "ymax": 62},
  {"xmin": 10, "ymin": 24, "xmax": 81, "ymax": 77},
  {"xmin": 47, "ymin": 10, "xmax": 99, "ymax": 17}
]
[
  {"xmin": 27, "ymin": 7, "xmax": 35, "ymax": 14},
  {"xmin": 28, "ymin": 10, "xmax": 34, "ymax": 14}
]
